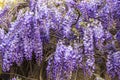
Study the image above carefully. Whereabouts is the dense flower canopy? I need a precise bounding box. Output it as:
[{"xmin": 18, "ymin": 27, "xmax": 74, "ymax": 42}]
[{"xmin": 0, "ymin": 0, "xmax": 120, "ymax": 80}]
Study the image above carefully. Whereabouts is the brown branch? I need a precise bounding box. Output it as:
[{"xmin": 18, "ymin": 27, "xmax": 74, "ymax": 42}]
[{"xmin": 45, "ymin": 53, "xmax": 55, "ymax": 61}]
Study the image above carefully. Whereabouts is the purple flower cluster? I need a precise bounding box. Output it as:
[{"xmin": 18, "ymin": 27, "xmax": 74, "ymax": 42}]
[
  {"xmin": 1, "ymin": 11, "xmax": 43, "ymax": 71},
  {"xmin": 1, "ymin": 16, "xmax": 25, "ymax": 71},
  {"xmin": 83, "ymin": 25, "xmax": 95, "ymax": 75},
  {"xmin": 92, "ymin": 20, "xmax": 105, "ymax": 50},
  {"xmin": 0, "ymin": 0, "xmax": 120, "ymax": 79},
  {"xmin": 47, "ymin": 41, "xmax": 82, "ymax": 80},
  {"xmin": 106, "ymin": 51, "xmax": 120, "ymax": 79}
]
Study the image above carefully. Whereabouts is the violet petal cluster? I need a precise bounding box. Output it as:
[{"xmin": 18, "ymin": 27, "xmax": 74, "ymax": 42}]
[
  {"xmin": 106, "ymin": 51, "xmax": 120, "ymax": 79},
  {"xmin": 47, "ymin": 41, "xmax": 82, "ymax": 80}
]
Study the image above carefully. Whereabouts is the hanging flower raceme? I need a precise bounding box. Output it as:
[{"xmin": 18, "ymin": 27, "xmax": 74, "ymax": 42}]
[
  {"xmin": 32, "ymin": 17, "xmax": 43, "ymax": 65},
  {"xmin": 34, "ymin": 0, "xmax": 51, "ymax": 42},
  {"xmin": 83, "ymin": 24, "xmax": 95, "ymax": 76},
  {"xmin": 1, "ymin": 11, "xmax": 43, "ymax": 71},
  {"xmin": 61, "ymin": 5, "xmax": 78, "ymax": 39},
  {"xmin": 77, "ymin": 0, "xmax": 104, "ymax": 20},
  {"xmin": 17, "ymin": 11, "xmax": 43, "ymax": 62},
  {"xmin": 47, "ymin": 41, "xmax": 80, "ymax": 80},
  {"xmin": 1, "ymin": 15, "xmax": 25, "ymax": 71},
  {"xmin": 73, "ymin": 42, "xmax": 83, "ymax": 68},
  {"xmin": 92, "ymin": 19, "xmax": 105, "ymax": 51},
  {"xmin": 22, "ymin": 12, "xmax": 35, "ymax": 60},
  {"xmin": 2, "ymin": 33, "xmax": 24, "ymax": 72},
  {"xmin": 32, "ymin": 0, "xmax": 79, "ymax": 40},
  {"xmin": 106, "ymin": 51, "xmax": 120, "ymax": 80}
]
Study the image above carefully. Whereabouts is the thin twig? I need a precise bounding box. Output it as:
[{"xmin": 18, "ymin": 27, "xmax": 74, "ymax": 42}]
[
  {"xmin": 45, "ymin": 53, "xmax": 55, "ymax": 61},
  {"xmin": 74, "ymin": 69, "xmax": 78, "ymax": 80}
]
